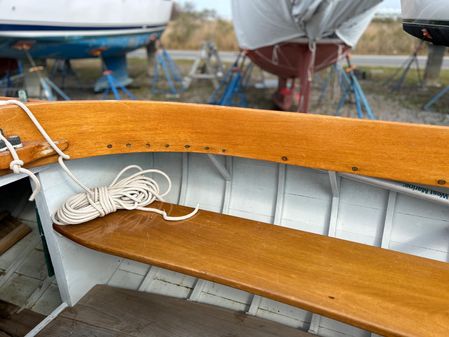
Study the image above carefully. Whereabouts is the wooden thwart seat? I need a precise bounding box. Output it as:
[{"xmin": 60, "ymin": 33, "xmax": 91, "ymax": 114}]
[{"xmin": 54, "ymin": 203, "xmax": 449, "ymax": 337}]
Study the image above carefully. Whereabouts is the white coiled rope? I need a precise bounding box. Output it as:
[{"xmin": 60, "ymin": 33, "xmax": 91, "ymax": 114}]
[{"xmin": 0, "ymin": 100, "xmax": 199, "ymax": 225}]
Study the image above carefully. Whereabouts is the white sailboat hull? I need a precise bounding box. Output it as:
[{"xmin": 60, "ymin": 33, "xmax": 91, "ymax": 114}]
[{"xmin": 0, "ymin": 0, "xmax": 172, "ymax": 38}]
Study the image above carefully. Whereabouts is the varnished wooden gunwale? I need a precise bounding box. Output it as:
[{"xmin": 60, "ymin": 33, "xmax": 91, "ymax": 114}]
[
  {"xmin": 54, "ymin": 203, "xmax": 449, "ymax": 337},
  {"xmin": 0, "ymin": 100, "xmax": 448, "ymax": 187},
  {"xmin": 0, "ymin": 139, "xmax": 68, "ymax": 170}
]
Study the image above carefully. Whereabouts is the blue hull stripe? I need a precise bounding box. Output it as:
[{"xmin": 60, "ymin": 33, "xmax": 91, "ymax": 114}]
[{"xmin": 0, "ymin": 23, "xmax": 165, "ymax": 31}]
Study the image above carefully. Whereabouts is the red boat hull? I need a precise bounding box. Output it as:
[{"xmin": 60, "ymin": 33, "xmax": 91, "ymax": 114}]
[{"xmin": 246, "ymin": 42, "xmax": 350, "ymax": 112}]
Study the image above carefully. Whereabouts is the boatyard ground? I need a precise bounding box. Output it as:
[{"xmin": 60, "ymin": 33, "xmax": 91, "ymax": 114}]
[{"xmin": 52, "ymin": 57, "xmax": 449, "ymax": 126}]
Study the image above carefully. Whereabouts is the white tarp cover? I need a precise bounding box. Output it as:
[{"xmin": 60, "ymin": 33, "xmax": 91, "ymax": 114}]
[
  {"xmin": 231, "ymin": 0, "xmax": 382, "ymax": 49},
  {"xmin": 401, "ymin": 0, "xmax": 448, "ymax": 21}
]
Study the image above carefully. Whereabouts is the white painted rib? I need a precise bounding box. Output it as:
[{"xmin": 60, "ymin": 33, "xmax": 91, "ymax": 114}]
[
  {"xmin": 178, "ymin": 153, "xmax": 189, "ymax": 205},
  {"xmin": 138, "ymin": 266, "xmax": 160, "ymax": 292},
  {"xmin": 273, "ymin": 164, "xmax": 287, "ymax": 225},
  {"xmin": 222, "ymin": 157, "xmax": 234, "ymax": 214},
  {"xmin": 24, "ymin": 302, "xmax": 68, "ymax": 337},
  {"xmin": 380, "ymin": 191, "xmax": 397, "ymax": 249},
  {"xmin": 207, "ymin": 154, "xmax": 232, "ymax": 181},
  {"xmin": 327, "ymin": 171, "xmax": 341, "ymax": 237}
]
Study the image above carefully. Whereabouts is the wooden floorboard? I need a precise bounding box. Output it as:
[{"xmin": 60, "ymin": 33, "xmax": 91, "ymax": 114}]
[
  {"xmin": 0, "ymin": 299, "xmax": 44, "ymax": 337},
  {"xmin": 39, "ymin": 285, "xmax": 312, "ymax": 337},
  {"xmin": 39, "ymin": 317, "xmax": 132, "ymax": 337},
  {"xmin": 0, "ymin": 212, "xmax": 31, "ymax": 255}
]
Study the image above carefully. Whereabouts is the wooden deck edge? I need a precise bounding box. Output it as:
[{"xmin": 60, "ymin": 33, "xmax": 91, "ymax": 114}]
[{"xmin": 0, "ymin": 100, "xmax": 448, "ymax": 187}]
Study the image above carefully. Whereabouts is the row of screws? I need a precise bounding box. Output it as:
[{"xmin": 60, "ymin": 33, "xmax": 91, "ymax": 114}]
[
  {"xmin": 104, "ymin": 143, "xmax": 447, "ymax": 185},
  {"xmin": 107, "ymin": 143, "xmax": 227, "ymax": 153}
]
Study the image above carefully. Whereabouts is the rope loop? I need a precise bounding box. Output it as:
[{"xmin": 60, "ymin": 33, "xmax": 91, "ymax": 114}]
[{"xmin": 10, "ymin": 159, "xmax": 24, "ymax": 173}]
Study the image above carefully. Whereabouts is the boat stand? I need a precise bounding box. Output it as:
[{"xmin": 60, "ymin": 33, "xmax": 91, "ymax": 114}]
[
  {"xmin": 336, "ymin": 56, "xmax": 376, "ymax": 119},
  {"xmin": 423, "ymin": 84, "xmax": 449, "ymax": 110},
  {"xmin": 183, "ymin": 41, "xmax": 225, "ymax": 90},
  {"xmin": 151, "ymin": 44, "xmax": 183, "ymax": 97},
  {"xmin": 384, "ymin": 40, "xmax": 425, "ymax": 91},
  {"xmin": 101, "ymin": 70, "xmax": 136, "ymax": 100},
  {"xmin": 13, "ymin": 43, "xmax": 70, "ymax": 101},
  {"xmin": 208, "ymin": 52, "xmax": 249, "ymax": 107},
  {"xmin": 49, "ymin": 59, "xmax": 80, "ymax": 89}
]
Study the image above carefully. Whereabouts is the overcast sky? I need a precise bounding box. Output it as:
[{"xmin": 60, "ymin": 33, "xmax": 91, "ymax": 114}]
[{"xmin": 177, "ymin": 0, "xmax": 402, "ymax": 19}]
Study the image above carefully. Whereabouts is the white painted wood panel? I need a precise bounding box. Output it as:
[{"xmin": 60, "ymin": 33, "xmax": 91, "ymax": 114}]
[{"xmin": 228, "ymin": 158, "xmax": 278, "ymax": 223}]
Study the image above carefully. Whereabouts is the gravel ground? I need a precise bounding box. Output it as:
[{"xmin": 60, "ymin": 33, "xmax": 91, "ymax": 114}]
[{"xmin": 42, "ymin": 57, "xmax": 449, "ymax": 127}]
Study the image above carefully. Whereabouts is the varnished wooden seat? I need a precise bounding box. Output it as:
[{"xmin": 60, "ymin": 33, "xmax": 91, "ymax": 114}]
[{"xmin": 54, "ymin": 202, "xmax": 449, "ymax": 337}]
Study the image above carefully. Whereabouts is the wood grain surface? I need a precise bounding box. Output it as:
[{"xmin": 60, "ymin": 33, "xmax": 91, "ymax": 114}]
[
  {"xmin": 0, "ymin": 212, "xmax": 31, "ymax": 254},
  {"xmin": 0, "ymin": 299, "xmax": 44, "ymax": 337},
  {"xmin": 0, "ymin": 139, "xmax": 68, "ymax": 170},
  {"xmin": 39, "ymin": 285, "xmax": 312, "ymax": 337},
  {"xmin": 0, "ymin": 100, "xmax": 449, "ymax": 187},
  {"xmin": 54, "ymin": 203, "xmax": 449, "ymax": 337}
]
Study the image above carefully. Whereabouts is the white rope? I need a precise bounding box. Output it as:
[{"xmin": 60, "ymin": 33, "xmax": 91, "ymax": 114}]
[
  {"xmin": 0, "ymin": 132, "xmax": 41, "ymax": 201},
  {"xmin": 0, "ymin": 99, "xmax": 199, "ymax": 225}
]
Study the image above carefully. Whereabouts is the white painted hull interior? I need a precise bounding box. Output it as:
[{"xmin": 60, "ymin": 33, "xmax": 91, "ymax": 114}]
[{"xmin": 2, "ymin": 150, "xmax": 448, "ymax": 336}]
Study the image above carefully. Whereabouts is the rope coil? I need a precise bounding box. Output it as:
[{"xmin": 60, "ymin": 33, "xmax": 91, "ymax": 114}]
[{"xmin": 0, "ymin": 100, "xmax": 198, "ymax": 225}]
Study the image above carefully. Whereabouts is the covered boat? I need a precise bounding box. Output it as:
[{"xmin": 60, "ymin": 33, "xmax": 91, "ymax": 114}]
[
  {"xmin": 401, "ymin": 0, "xmax": 449, "ymax": 46},
  {"xmin": 0, "ymin": 0, "xmax": 173, "ymax": 90},
  {"xmin": 0, "ymin": 100, "xmax": 449, "ymax": 336},
  {"xmin": 231, "ymin": 0, "xmax": 381, "ymax": 112}
]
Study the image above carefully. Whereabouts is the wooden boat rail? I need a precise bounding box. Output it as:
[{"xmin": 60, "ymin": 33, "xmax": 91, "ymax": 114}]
[
  {"xmin": 0, "ymin": 139, "xmax": 68, "ymax": 170},
  {"xmin": 0, "ymin": 100, "xmax": 449, "ymax": 187}
]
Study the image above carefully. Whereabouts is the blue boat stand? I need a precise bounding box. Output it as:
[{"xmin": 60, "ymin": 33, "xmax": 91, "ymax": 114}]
[
  {"xmin": 208, "ymin": 52, "xmax": 249, "ymax": 107},
  {"xmin": 423, "ymin": 85, "xmax": 449, "ymax": 111},
  {"xmin": 151, "ymin": 42, "xmax": 183, "ymax": 96},
  {"xmin": 335, "ymin": 56, "xmax": 376, "ymax": 119},
  {"xmin": 101, "ymin": 70, "xmax": 136, "ymax": 100}
]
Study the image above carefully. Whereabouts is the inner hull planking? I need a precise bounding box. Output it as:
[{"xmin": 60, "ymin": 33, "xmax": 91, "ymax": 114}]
[{"xmin": 1, "ymin": 101, "xmax": 449, "ymax": 337}]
